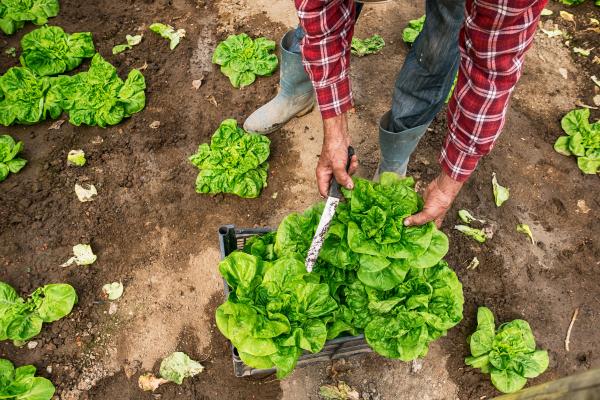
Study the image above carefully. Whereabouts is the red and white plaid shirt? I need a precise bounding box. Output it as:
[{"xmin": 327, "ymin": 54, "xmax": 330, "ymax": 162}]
[{"xmin": 295, "ymin": 0, "xmax": 547, "ymax": 182}]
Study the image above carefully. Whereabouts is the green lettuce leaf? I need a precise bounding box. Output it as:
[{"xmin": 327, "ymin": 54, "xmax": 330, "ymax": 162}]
[
  {"xmin": 212, "ymin": 33, "xmax": 278, "ymax": 88},
  {"xmin": 112, "ymin": 34, "xmax": 142, "ymax": 55},
  {"xmin": 491, "ymin": 172, "xmax": 510, "ymax": 207},
  {"xmin": 20, "ymin": 25, "xmax": 95, "ymax": 77},
  {"xmin": 189, "ymin": 119, "xmax": 270, "ymax": 198},
  {"xmin": 149, "ymin": 23, "xmax": 185, "ymax": 50}
]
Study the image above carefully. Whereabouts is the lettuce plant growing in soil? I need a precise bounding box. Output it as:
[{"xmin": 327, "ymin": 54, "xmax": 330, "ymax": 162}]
[
  {"xmin": 216, "ymin": 173, "xmax": 464, "ymax": 378},
  {"xmin": 351, "ymin": 34, "xmax": 385, "ymax": 57},
  {"xmin": 465, "ymin": 307, "xmax": 549, "ymax": 393},
  {"xmin": 20, "ymin": 25, "xmax": 95, "ymax": 77},
  {"xmin": 0, "ymin": 134, "xmax": 27, "ymax": 182},
  {"xmin": 44, "ymin": 53, "xmax": 146, "ymax": 127},
  {"xmin": 553, "ymin": 108, "xmax": 600, "ymax": 174},
  {"xmin": 189, "ymin": 119, "xmax": 270, "ymax": 198},
  {"xmin": 402, "ymin": 15, "xmax": 425, "ymax": 45},
  {"xmin": 0, "ymin": 282, "xmax": 77, "ymax": 344},
  {"xmin": 0, "ymin": 358, "xmax": 55, "ymax": 400},
  {"xmin": 0, "ymin": 0, "xmax": 59, "ymax": 35},
  {"xmin": 212, "ymin": 33, "xmax": 278, "ymax": 88},
  {"xmin": 0, "ymin": 66, "xmax": 50, "ymax": 126}
]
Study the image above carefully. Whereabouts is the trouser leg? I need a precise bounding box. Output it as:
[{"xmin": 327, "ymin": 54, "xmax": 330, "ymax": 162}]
[
  {"xmin": 244, "ymin": 2, "xmax": 363, "ymax": 133},
  {"xmin": 378, "ymin": 0, "xmax": 465, "ymax": 177}
]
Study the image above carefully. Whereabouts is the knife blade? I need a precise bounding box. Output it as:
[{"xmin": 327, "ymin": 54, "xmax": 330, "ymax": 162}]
[{"xmin": 305, "ymin": 146, "xmax": 355, "ymax": 272}]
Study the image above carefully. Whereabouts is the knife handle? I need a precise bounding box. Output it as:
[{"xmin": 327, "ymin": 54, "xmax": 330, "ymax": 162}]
[{"xmin": 328, "ymin": 146, "xmax": 355, "ymax": 199}]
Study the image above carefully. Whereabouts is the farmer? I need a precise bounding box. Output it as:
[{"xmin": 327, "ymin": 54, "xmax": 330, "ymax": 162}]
[{"xmin": 243, "ymin": 0, "xmax": 547, "ymax": 227}]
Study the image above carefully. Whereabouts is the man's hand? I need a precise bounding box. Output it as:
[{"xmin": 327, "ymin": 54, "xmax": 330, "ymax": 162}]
[
  {"xmin": 404, "ymin": 171, "xmax": 464, "ymax": 228},
  {"xmin": 317, "ymin": 113, "xmax": 359, "ymax": 197}
]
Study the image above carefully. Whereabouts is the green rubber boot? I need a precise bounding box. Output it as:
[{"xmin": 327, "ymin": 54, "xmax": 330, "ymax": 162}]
[
  {"xmin": 243, "ymin": 30, "xmax": 315, "ymax": 134},
  {"xmin": 374, "ymin": 111, "xmax": 430, "ymax": 180}
]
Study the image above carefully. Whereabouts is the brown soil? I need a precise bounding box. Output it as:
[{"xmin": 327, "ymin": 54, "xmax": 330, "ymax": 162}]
[{"xmin": 0, "ymin": 0, "xmax": 598, "ymax": 399}]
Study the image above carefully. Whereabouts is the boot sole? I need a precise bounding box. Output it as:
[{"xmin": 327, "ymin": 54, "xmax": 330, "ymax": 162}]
[{"xmin": 261, "ymin": 102, "xmax": 315, "ymax": 135}]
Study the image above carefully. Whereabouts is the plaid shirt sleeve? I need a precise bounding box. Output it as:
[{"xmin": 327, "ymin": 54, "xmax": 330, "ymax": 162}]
[
  {"xmin": 294, "ymin": 0, "xmax": 356, "ymax": 119},
  {"xmin": 440, "ymin": 0, "xmax": 548, "ymax": 181}
]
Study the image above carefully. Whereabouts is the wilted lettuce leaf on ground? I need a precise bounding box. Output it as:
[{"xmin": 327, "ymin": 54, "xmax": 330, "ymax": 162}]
[
  {"xmin": 159, "ymin": 352, "xmax": 204, "ymax": 384},
  {"xmin": 0, "ymin": 134, "xmax": 27, "ymax": 182},
  {"xmin": 112, "ymin": 34, "xmax": 143, "ymax": 55},
  {"xmin": 212, "ymin": 33, "xmax": 278, "ymax": 88},
  {"xmin": 465, "ymin": 307, "xmax": 549, "ymax": 393},
  {"xmin": 149, "ymin": 23, "xmax": 185, "ymax": 50},
  {"xmin": 189, "ymin": 119, "xmax": 270, "ymax": 198},
  {"xmin": 0, "ymin": 0, "xmax": 60, "ymax": 35},
  {"xmin": 20, "ymin": 25, "xmax": 95, "ymax": 76}
]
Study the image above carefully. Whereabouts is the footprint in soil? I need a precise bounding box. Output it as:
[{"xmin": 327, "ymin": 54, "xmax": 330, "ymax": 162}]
[{"xmin": 87, "ymin": 293, "xmax": 283, "ymax": 400}]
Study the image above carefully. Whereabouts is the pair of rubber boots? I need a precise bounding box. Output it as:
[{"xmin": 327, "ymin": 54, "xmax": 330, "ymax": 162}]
[{"xmin": 243, "ymin": 31, "xmax": 428, "ymax": 178}]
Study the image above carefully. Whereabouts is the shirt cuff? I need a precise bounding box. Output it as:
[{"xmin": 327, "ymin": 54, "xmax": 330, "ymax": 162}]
[
  {"xmin": 438, "ymin": 134, "xmax": 483, "ymax": 183},
  {"xmin": 313, "ymin": 76, "xmax": 354, "ymax": 119}
]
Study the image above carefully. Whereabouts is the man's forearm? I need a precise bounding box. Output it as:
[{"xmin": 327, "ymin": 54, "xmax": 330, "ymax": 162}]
[
  {"xmin": 294, "ymin": 0, "xmax": 356, "ymax": 119},
  {"xmin": 441, "ymin": 0, "xmax": 548, "ymax": 181}
]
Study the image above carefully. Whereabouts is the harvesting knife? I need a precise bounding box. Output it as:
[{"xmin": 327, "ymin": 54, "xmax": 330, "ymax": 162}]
[{"xmin": 305, "ymin": 146, "xmax": 355, "ymax": 272}]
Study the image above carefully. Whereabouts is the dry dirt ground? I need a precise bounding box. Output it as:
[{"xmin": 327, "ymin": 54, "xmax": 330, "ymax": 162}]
[{"xmin": 0, "ymin": 0, "xmax": 599, "ymax": 399}]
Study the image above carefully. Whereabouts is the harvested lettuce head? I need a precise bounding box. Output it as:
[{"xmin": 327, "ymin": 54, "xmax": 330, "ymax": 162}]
[
  {"xmin": 20, "ymin": 25, "xmax": 95, "ymax": 77},
  {"xmin": 67, "ymin": 149, "xmax": 86, "ymax": 167},
  {"xmin": 149, "ymin": 23, "xmax": 185, "ymax": 50}
]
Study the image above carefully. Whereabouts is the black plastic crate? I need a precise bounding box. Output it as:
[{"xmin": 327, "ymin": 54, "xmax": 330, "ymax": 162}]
[{"xmin": 218, "ymin": 225, "xmax": 372, "ymax": 378}]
